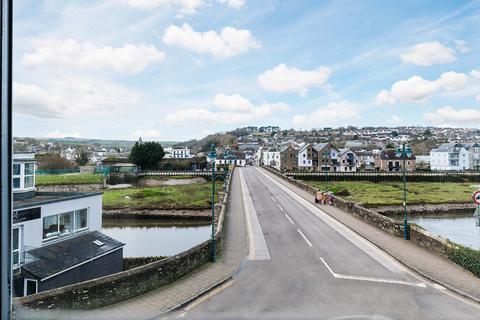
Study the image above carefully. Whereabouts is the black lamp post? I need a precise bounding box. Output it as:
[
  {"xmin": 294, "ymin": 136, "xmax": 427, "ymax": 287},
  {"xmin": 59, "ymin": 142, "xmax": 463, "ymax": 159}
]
[{"xmin": 395, "ymin": 141, "xmax": 412, "ymax": 240}]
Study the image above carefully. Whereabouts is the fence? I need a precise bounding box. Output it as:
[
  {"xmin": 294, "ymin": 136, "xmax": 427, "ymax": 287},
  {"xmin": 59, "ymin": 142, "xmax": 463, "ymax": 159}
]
[
  {"xmin": 35, "ymin": 168, "xmax": 80, "ymax": 175},
  {"xmin": 139, "ymin": 170, "xmax": 212, "ymax": 177},
  {"xmin": 284, "ymin": 170, "xmax": 480, "ymax": 183}
]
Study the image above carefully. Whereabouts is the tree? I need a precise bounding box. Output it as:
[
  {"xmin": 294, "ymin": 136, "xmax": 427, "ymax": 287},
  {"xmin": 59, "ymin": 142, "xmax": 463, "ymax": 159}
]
[
  {"xmin": 75, "ymin": 149, "xmax": 90, "ymax": 166},
  {"xmin": 129, "ymin": 141, "xmax": 164, "ymax": 170}
]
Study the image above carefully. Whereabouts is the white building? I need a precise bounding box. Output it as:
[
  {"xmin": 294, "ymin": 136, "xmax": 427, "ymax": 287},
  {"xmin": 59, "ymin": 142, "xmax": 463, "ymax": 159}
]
[
  {"xmin": 464, "ymin": 143, "xmax": 480, "ymax": 170},
  {"xmin": 164, "ymin": 147, "xmax": 193, "ymax": 159},
  {"xmin": 215, "ymin": 151, "xmax": 247, "ymax": 168},
  {"xmin": 430, "ymin": 143, "xmax": 469, "ymax": 171},
  {"xmin": 12, "ymin": 153, "xmax": 123, "ymax": 296},
  {"xmin": 262, "ymin": 148, "xmax": 281, "ymax": 171},
  {"xmin": 297, "ymin": 144, "xmax": 314, "ymax": 171}
]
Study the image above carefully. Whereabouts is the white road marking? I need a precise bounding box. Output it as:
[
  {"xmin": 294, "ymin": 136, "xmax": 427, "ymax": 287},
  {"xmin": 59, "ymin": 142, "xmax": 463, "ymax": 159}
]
[
  {"xmin": 181, "ymin": 279, "xmax": 235, "ymax": 314},
  {"xmin": 257, "ymin": 168, "xmax": 404, "ymax": 273},
  {"xmin": 271, "ymin": 196, "xmax": 277, "ymax": 203},
  {"xmin": 319, "ymin": 257, "xmax": 426, "ymax": 288},
  {"xmin": 239, "ymin": 169, "xmax": 271, "ymax": 260},
  {"xmin": 277, "ymin": 203, "xmax": 284, "ymax": 211},
  {"xmin": 285, "ymin": 213, "xmax": 294, "ymax": 225},
  {"xmin": 297, "ymin": 229, "xmax": 312, "ymax": 247}
]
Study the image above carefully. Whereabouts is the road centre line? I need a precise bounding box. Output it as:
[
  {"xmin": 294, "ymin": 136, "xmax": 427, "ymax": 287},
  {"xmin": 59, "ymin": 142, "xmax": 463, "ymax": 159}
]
[
  {"xmin": 277, "ymin": 203, "xmax": 284, "ymax": 211},
  {"xmin": 297, "ymin": 229, "xmax": 312, "ymax": 247},
  {"xmin": 285, "ymin": 213, "xmax": 294, "ymax": 225},
  {"xmin": 271, "ymin": 196, "xmax": 277, "ymax": 203},
  {"xmin": 256, "ymin": 168, "xmax": 404, "ymax": 273},
  {"xmin": 319, "ymin": 257, "xmax": 426, "ymax": 288}
]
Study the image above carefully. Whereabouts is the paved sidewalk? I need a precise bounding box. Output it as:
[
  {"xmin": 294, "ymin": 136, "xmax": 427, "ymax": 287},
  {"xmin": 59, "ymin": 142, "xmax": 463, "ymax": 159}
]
[
  {"xmin": 14, "ymin": 169, "xmax": 249, "ymax": 320},
  {"xmin": 264, "ymin": 168, "xmax": 480, "ymax": 304}
]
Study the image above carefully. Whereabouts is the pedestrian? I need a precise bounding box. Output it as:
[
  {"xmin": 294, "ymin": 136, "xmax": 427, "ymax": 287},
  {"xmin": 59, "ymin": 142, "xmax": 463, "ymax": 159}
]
[
  {"xmin": 315, "ymin": 191, "xmax": 322, "ymax": 203},
  {"xmin": 322, "ymin": 192, "xmax": 327, "ymax": 205}
]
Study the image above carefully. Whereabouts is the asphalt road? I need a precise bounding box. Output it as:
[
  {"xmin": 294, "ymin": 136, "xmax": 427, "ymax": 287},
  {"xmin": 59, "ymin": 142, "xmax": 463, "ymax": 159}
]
[{"xmin": 182, "ymin": 167, "xmax": 480, "ymax": 320}]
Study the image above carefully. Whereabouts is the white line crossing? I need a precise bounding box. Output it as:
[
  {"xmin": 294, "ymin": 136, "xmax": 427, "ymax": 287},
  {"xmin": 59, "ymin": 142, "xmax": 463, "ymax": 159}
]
[
  {"xmin": 285, "ymin": 213, "xmax": 294, "ymax": 225},
  {"xmin": 319, "ymin": 257, "xmax": 426, "ymax": 288},
  {"xmin": 297, "ymin": 229, "xmax": 312, "ymax": 247}
]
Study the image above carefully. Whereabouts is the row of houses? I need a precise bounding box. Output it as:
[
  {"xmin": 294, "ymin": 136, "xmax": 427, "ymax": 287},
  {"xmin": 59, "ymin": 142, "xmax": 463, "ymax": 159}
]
[
  {"xmin": 259, "ymin": 143, "xmax": 417, "ymax": 172},
  {"xmin": 430, "ymin": 143, "xmax": 480, "ymax": 171}
]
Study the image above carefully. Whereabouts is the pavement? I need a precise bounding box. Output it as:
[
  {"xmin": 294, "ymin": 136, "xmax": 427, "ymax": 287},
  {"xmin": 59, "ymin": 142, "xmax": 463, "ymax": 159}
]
[{"xmin": 179, "ymin": 167, "xmax": 480, "ymax": 320}]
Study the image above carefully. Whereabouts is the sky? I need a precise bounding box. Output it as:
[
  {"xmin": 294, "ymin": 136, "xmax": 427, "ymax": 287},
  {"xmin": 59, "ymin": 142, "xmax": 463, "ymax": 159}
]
[{"xmin": 12, "ymin": 0, "xmax": 480, "ymax": 141}]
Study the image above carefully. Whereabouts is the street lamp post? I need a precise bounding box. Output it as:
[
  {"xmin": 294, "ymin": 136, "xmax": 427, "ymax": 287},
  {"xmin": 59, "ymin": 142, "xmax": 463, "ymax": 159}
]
[
  {"xmin": 395, "ymin": 141, "xmax": 412, "ymax": 240},
  {"xmin": 207, "ymin": 144, "xmax": 217, "ymax": 262},
  {"xmin": 323, "ymin": 148, "xmax": 329, "ymax": 191}
]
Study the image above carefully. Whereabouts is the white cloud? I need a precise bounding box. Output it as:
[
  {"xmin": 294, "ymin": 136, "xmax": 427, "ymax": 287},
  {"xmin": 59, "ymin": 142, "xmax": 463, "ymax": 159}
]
[
  {"xmin": 216, "ymin": 0, "xmax": 245, "ymax": 9},
  {"xmin": 125, "ymin": 0, "xmax": 204, "ymax": 15},
  {"xmin": 162, "ymin": 23, "xmax": 260, "ymax": 58},
  {"xmin": 454, "ymin": 39, "xmax": 470, "ymax": 53},
  {"xmin": 471, "ymin": 69, "xmax": 480, "ymax": 78},
  {"xmin": 165, "ymin": 94, "xmax": 288, "ymax": 125},
  {"xmin": 476, "ymin": 95, "xmax": 480, "ymax": 102},
  {"xmin": 400, "ymin": 41, "xmax": 456, "ymax": 66},
  {"xmin": 133, "ymin": 129, "xmax": 162, "ymax": 139},
  {"xmin": 124, "ymin": 0, "xmax": 245, "ymax": 15},
  {"xmin": 376, "ymin": 70, "xmax": 474, "ymax": 104},
  {"xmin": 375, "ymin": 89, "xmax": 395, "ymax": 105},
  {"xmin": 257, "ymin": 63, "xmax": 331, "ymax": 96},
  {"xmin": 21, "ymin": 39, "xmax": 165, "ymax": 75},
  {"xmin": 390, "ymin": 115, "xmax": 403, "ymax": 125},
  {"xmin": 293, "ymin": 101, "xmax": 360, "ymax": 127},
  {"xmin": 424, "ymin": 106, "xmax": 480, "ymax": 126},
  {"xmin": 13, "ymin": 77, "xmax": 141, "ymax": 119},
  {"xmin": 45, "ymin": 129, "xmax": 83, "ymax": 138}
]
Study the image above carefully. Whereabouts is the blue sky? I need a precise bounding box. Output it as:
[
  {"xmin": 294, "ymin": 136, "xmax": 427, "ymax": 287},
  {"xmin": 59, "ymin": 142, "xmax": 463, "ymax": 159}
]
[{"xmin": 12, "ymin": 0, "xmax": 480, "ymax": 141}]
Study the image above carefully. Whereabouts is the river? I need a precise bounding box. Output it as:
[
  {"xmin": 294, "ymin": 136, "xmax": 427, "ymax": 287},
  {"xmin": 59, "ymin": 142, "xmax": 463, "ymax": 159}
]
[
  {"xmin": 102, "ymin": 219, "xmax": 212, "ymax": 257},
  {"xmin": 411, "ymin": 213, "xmax": 480, "ymax": 250}
]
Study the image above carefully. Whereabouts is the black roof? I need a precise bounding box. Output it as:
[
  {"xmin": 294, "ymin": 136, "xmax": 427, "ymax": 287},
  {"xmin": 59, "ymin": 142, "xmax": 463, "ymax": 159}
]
[{"xmin": 22, "ymin": 231, "xmax": 124, "ymax": 280}]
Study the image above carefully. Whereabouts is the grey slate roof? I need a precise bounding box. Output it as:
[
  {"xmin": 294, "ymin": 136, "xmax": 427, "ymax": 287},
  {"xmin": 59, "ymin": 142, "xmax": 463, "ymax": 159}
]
[
  {"xmin": 431, "ymin": 143, "xmax": 464, "ymax": 153},
  {"xmin": 22, "ymin": 231, "xmax": 124, "ymax": 280}
]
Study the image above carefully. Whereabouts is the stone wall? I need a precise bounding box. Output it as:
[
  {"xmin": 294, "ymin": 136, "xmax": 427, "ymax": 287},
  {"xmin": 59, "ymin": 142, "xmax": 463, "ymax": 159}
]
[
  {"xmin": 123, "ymin": 256, "xmax": 166, "ymax": 271},
  {"xmin": 36, "ymin": 184, "xmax": 103, "ymax": 192},
  {"xmin": 14, "ymin": 168, "xmax": 234, "ymax": 310}
]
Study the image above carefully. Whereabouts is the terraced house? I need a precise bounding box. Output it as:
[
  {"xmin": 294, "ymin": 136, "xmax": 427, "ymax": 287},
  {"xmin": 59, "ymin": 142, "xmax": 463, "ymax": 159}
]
[
  {"xmin": 430, "ymin": 143, "xmax": 469, "ymax": 171},
  {"xmin": 280, "ymin": 145, "xmax": 299, "ymax": 171}
]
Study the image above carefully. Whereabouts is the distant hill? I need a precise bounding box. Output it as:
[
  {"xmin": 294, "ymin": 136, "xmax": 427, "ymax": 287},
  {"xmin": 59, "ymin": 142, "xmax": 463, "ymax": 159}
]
[
  {"xmin": 174, "ymin": 133, "xmax": 237, "ymax": 153},
  {"xmin": 19, "ymin": 137, "xmax": 178, "ymax": 148}
]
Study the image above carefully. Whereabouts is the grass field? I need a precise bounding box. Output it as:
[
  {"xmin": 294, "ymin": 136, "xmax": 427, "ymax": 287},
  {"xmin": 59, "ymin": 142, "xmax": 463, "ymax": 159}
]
[
  {"xmin": 307, "ymin": 181, "xmax": 478, "ymax": 206},
  {"xmin": 103, "ymin": 182, "xmax": 222, "ymax": 210},
  {"xmin": 36, "ymin": 173, "xmax": 103, "ymax": 186}
]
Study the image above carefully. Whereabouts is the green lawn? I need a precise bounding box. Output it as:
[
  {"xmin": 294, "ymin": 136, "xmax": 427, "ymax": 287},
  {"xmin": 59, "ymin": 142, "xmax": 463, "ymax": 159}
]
[
  {"xmin": 103, "ymin": 183, "xmax": 222, "ymax": 210},
  {"xmin": 36, "ymin": 173, "xmax": 103, "ymax": 186},
  {"xmin": 307, "ymin": 181, "xmax": 478, "ymax": 206}
]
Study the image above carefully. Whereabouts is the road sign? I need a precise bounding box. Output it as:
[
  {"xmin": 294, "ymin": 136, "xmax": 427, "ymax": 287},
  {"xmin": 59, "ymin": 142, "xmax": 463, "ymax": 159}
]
[{"xmin": 473, "ymin": 191, "xmax": 480, "ymax": 205}]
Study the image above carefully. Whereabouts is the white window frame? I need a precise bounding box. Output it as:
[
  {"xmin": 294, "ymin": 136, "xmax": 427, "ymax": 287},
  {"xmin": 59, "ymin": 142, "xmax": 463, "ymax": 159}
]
[
  {"xmin": 12, "ymin": 226, "xmax": 22, "ymax": 269},
  {"xmin": 42, "ymin": 208, "xmax": 89, "ymax": 241},
  {"xmin": 13, "ymin": 163, "xmax": 21, "ymax": 190},
  {"xmin": 24, "ymin": 163, "xmax": 35, "ymax": 189},
  {"xmin": 24, "ymin": 278, "xmax": 38, "ymax": 296}
]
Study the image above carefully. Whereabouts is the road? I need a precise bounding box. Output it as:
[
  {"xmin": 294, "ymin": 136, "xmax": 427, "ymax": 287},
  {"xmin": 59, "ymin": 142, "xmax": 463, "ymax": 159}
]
[{"xmin": 181, "ymin": 167, "xmax": 480, "ymax": 319}]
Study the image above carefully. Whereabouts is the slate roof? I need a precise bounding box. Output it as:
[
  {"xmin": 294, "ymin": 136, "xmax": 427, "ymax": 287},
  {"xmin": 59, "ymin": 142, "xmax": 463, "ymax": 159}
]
[
  {"xmin": 430, "ymin": 143, "xmax": 464, "ymax": 153},
  {"xmin": 22, "ymin": 231, "xmax": 124, "ymax": 280},
  {"xmin": 379, "ymin": 149, "xmax": 416, "ymax": 160}
]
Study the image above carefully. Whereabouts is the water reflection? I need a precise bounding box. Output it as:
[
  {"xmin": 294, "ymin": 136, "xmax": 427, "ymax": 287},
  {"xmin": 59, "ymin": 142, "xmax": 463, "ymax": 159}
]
[
  {"xmin": 411, "ymin": 213, "xmax": 480, "ymax": 250},
  {"xmin": 102, "ymin": 219, "xmax": 211, "ymax": 257}
]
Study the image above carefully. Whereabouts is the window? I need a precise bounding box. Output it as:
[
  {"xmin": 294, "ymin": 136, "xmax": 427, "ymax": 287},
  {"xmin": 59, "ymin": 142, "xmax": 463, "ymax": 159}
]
[
  {"xmin": 75, "ymin": 209, "xmax": 88, "ymax": 231},
  {"xmin": 23, "ymin": 163, "xmax": 35, "ymax": 189},
  {"xmin": 12, "ymin": 227, "xmax": 21, "ymax": 268},
  {"xmin": 24, "ymin": 279, "xmax": 38, "ymax": 296},
  {"xmin": 43, "ymin": 209, "xmax": 88, "ymax": 240},
  {"xmin": 13, "ymin": 178, "xmax": 20, "ymax": 189},
  {"xmin": 13, "ymin": 164, "xmax": 20, "ymax": 175},
  {"xmin": 43, "ymin": 215, "xmax": 59, "ymax": 239},
  {"xmin": 13, "ymin": 164, "xmax": 21, "ymax": 189}
]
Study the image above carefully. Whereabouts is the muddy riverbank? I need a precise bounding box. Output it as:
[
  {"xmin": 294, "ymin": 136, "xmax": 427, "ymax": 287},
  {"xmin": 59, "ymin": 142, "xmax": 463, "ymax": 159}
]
[
  {"xmin": 103, "ymin": 208, "xmax": 211, "ymax": 220},
  {"xmin": 373, "ymin": 202, "xmax": 476, "ymax": 217}
]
